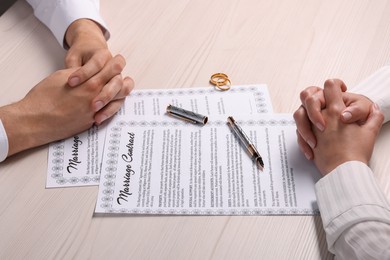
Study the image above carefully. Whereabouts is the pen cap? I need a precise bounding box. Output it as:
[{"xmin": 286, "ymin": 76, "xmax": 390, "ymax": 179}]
[{"xmin": 166, "ymin": 105, "xmax": 208, "ymax": 125}]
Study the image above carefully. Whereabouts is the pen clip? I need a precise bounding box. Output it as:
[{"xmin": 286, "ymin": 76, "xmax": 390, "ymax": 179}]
[{"xmin": 167, "ymin": 110, "xmax": 198, "ymax": 124}]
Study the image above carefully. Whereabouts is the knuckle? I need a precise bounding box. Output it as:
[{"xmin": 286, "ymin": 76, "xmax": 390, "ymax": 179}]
[
  {"xmin": 112, "ymin": 63, "xmax": 123, "ymax": 74},
  {"xmin": 378, "ymin": 111, "xmax": 385, "ymax": 122},
  {"xmin": 300, "ymin": 88, "xmax": 314, "ymax": 102},
  {"xmin": 112, "ymin": 78, "xmax": 123, "ymax": 92},
  {"xmin": 100, "ymin": 49, "xmax": 112, "ymax": 59},
  {"xmin": 115, "ymin": 54, "xmax": 126, "ymax": 64},
  {"xmin": 65, "ymin": 54, "xmax": 78, "ymax": 66},
  {"xmin": 79, "ymin": 71, "xmax": 89, "ymax": 81},
  {"xmin": 99, "ymin": 50, "xmax": 111, "ymax": 58},
  {"xmin": 123, "ymin": 85, "xmax": 132, "ymax": 96},
  {"xmin": 300, "ymin": 90, "xmax": 309, "ymax": 101},
  {"xmin": 305, "ymin": 96, "xmax": 316, "ymax": 107},
  {"xmin": 112, "ymin": 55, "xmax": 126, "ymax": 72},
  {"xmin": 93, "ymin": 56, "xmax": 106, "ymax": 70},
  {"xmin": 293, "ymin": 106, "xmax": 307, "ymax": 124},
  {"xmin": 122, "ymin": 77, "xmax": 135, "ymax": 96},
  {"xmin": 327, "ymin": 103, "xmax": 342, "ymax": 114},
  {"xmin": 293, "ymin": 109, "xmax": 301, "ymax": 121},
  {"xmin": 85, "ymin": 77, "xmax": 103, "ymax": 90},
  {"xmin": 324, "ymin": 79, "xmax": 336, "ymax": 87},
  {"xmin": 72, "ymin": 68, "xmax": 90, "ymax": 82},
  {"xmin": 99, "ymin": 93, "xmax": 112, "ymax": 103}
]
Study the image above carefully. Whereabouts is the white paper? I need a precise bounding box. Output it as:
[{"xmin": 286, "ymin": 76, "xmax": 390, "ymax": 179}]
[
  {"xmin": 95, "ymin": 114, "xmax": 321, "ymax": 215},
  {"xmin": 47, "ymin": 85, "xmax": 272, "ymax": 187}
]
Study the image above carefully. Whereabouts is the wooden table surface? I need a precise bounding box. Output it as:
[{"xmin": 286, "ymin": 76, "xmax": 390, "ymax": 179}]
[{"xmin": 1, "ymin": 0, "xmax": 390, "ymax": 259}]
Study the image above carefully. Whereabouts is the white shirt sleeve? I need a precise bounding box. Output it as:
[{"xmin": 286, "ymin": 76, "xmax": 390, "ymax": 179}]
[
  {"xmin": 315, "ymin": 161, "xmax": 390, "ymax": 259},
  {"xmin": 351, "ymin": 65, "xmax": 390, "ymax": 123},
  {"xmin": 0, "ymin": 119, "xmax": 9, "ymax": 162},
  {"xmin": 26, "ymin": 0, "xmax": 110, "ymax": 48}
]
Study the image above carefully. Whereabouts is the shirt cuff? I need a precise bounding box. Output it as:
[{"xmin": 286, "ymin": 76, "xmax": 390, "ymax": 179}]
[
  {"xmin": 0, "ymin": 119, "xmax": 9, "ymax": 162},
  {"xmin": 315, "ymin": 161, "xmax": 390, "ymax": 253},
  {"xmin": 27, "ymin": 0, "xmax": 110, "ymax": 48},
  {"xmin": 351, "ymin": 65, "xmax": 390, "ymax": 123}
]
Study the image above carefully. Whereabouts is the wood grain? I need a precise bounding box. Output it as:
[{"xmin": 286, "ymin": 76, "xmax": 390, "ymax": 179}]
[{"xmin": 1, "ymin": 0, "xmax": 390, "ymax": 259}]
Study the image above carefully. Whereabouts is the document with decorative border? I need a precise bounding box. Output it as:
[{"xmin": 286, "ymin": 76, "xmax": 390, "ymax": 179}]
[
  {"xmin": 95, "ymin": 114, "xmax": 321, "ymax": 215},
  {"xmin": 47, "ymin": 85, "xmax": 272, "ymax": 188}
]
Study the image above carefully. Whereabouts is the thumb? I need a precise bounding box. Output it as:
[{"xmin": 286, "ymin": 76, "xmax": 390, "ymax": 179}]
[
  {"xmin": 341, "ymin": 103, "xmax": 371, "ymax": 124},
  {"xmin": 65, "ymin": 53, "xmax": 83, "ymax": 87},
  {"xmin": 364, "ymin": 103, "xmax": 384, "ymax": 134}
]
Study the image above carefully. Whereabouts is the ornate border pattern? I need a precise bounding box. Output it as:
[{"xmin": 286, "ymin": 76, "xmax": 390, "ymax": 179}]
[
  {"xmin": 100, "ymin": 207, "xmax": 319, "ymax": 215},
  {"xmin": 98, "ymin": 118, "xmax": 304, "ymax": 215},
  {"xmin": 49, "ymin": 85, "xmax": 270, "ymax": 186},
  {"xmin": 127, "ymin": 85, "xmax": 270, "ymax": 114},
  {"xmin": 49, "ymin": 127, "xmax": 101, "ymax": 186}
]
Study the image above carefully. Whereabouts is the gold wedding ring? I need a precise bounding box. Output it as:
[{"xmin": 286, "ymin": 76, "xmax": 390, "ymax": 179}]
[{"xmin": 210, "ymin": 73, "xmax": 231, "ymax": 91}]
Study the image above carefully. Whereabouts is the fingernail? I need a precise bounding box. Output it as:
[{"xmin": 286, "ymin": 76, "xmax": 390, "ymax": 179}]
[
  {"xmin": 316, "ymin": 123, "xmax": 324, "ymax": 132},
  {"xmin": 97, "ymin": 115, "xmax": 108, "ymax": 125},
  {"xmin": 304, "ymin": 152, "xmax": 312, "ymax": 160},
  {"xmin": 94, "ymin": 101, "xmax": 104, "ymax": 112},
  {"xmin": 69, "ymin": 77, "xmax": 80, "ymax": 86},
  {"xmin": 342, "ymin": 111, "xmax": 352, "ymax": 121},
  {"xmin": 308, "ymin": 140, "xmax": 315, "ymax": 149}
]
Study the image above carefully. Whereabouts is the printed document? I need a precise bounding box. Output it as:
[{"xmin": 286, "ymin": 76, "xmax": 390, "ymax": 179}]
[
  {"xmin": 47, "ymin": 85, "xmax": 272, "ymax": 187},
  {"xmin": 95, "ymin": 114, "xmax": 321, "ymax": 215}
]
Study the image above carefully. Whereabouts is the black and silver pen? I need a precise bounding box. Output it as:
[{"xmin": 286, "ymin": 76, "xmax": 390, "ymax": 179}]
[
  {"xmin": 227, "ymin": 116, "xmax": 264, "ymax": 170},
  {"xmin": 166, "ymin": 104, "xmax": 208, "ymax": 125}
]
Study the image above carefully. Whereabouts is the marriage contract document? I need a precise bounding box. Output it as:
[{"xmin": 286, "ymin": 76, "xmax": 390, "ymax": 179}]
[
  {"xmin": 95, "ymin": 114, "xmax": 321, "ymax": 215},
  {"xmin": 47, "ymin": 85, "xmax": 272, "ymax": 187}
]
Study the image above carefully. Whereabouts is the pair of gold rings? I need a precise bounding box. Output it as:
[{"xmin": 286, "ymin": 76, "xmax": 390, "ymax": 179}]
[{"xmin": 210, "ymin": 73, "xmax": 231, "ymax": 91}]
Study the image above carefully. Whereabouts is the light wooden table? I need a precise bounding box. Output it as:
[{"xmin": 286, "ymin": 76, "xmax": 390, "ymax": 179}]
[{"xmin": 1, "ymin": 0, "xmax": 390, "ymax": 259}]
